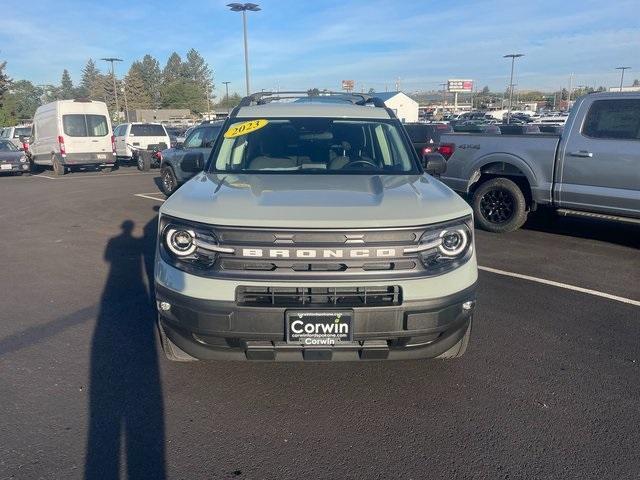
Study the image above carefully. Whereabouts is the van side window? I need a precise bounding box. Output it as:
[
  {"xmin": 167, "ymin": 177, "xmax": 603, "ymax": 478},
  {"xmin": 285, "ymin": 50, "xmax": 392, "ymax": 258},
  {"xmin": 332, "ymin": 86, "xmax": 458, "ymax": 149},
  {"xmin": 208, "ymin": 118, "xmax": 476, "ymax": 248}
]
[{"xmin": 582, "ymin": 99, "xmax": 640, "ymax": 140}]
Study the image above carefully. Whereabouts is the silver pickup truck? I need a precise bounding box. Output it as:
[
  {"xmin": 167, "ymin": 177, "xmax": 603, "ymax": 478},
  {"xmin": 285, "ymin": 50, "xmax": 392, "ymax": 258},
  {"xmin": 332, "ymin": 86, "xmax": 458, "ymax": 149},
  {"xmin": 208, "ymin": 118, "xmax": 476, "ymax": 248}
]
[{"xmin": 439, "ymin": 92, "xmax": 640, "ymax": 232}]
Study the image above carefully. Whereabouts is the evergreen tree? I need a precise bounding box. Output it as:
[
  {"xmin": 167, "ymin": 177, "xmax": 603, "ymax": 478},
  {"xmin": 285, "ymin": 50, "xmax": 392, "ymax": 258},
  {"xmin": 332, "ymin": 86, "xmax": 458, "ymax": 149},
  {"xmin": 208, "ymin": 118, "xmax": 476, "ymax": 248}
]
[
  {"xmin": 80, "ymin": 59, "xmax": 101, "ymax": 98},
  {"xmin": 140, "ymin": 54, "xmax": 162, "ymax": 107},
  {"xmin": 163, "ymin": 53, "xmax": 184, "ymax": 84},
  {"xmin": 125, "ymin": 62, "xmax": 152, "ymax": 111},
  {"xmin": 184, "ymin": 49, "xmax": 213, "ymax": 89},
  {"xmin": 60, "ymin": 69, "xmax": 74, "ymax": 100},
  {"xmin": 160, "ymin": 79, "xmax": 206, "ymax": 112},
  {"xmin": 0, "ymin": 60, "xmax": 11, "ymax": 99}
]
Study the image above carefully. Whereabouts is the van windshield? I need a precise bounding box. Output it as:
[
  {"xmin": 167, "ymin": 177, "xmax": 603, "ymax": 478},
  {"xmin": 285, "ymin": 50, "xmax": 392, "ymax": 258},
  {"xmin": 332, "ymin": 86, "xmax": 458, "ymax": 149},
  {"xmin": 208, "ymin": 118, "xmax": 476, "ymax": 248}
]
[
  {"xmin": 210, "ymin": 117, "xmax": 419, "ymax": 175},
  {"xmin": 63, "ymin": 114, "xmax": 109, "ymax": 137},
  {"xmin": 130, "ymin": 124, "xmax": 166, "ymax": 136}
]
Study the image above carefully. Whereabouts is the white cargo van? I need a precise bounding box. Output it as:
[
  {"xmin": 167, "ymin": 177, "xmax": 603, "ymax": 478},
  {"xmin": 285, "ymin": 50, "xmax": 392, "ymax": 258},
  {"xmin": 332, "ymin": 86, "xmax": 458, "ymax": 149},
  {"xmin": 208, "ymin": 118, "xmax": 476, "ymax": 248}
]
[
  {"xmin": 113, "ymin": 122, "xmax": 170, "ymax": 160},
  {"xmin": 30, "ymin": 100, "xmax": 116, "ymax": 175}
]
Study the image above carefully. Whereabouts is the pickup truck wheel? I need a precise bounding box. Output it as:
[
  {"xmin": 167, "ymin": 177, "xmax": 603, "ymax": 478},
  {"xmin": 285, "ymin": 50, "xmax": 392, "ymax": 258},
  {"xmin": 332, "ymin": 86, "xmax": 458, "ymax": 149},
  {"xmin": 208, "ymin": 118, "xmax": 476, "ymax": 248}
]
[
  {"xmin": 160, "ymin": 166, "xmax": 178, "ymax": 196},
  {"xmin": 437, "ymin": 319, "xmax": 472, "ymax": 359},
  {"xmin": 473, "ymin": 178, "xmax": 527, "ymax": 233},
  {"xmin": 137, "ymin": 151, "xmax": 151, "ymax": 171}
]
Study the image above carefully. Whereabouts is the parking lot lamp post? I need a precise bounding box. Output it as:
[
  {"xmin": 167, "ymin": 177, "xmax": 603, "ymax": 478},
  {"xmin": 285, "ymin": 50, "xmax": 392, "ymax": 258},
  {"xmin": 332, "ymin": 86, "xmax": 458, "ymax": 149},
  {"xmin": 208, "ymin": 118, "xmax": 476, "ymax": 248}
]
[
  {"xmin": 615, "ymin": 66, "xmax": 630, "ymax": 92},
  {"xmin": 503, "ymin": 53, "xmax": 524, "ymax": 124},
  {"xmin": 227, "ymin": 3, "xmax": 261, "ymax": 96},
  {"xmin": 223, "ymin": 81, "xmax": 231, "ymax": 114},
  {"xmin": 101, "ymin": 58, "xmax": 123, "ymax": 121}
]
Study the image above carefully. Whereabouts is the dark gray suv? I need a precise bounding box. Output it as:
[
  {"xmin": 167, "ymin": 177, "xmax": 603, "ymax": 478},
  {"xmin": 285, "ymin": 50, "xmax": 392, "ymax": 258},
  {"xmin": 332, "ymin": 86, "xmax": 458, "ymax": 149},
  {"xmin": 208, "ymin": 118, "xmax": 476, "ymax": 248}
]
[{"xmin": 159, "ymin": 121, "xmax": 224, "ymax": 195}]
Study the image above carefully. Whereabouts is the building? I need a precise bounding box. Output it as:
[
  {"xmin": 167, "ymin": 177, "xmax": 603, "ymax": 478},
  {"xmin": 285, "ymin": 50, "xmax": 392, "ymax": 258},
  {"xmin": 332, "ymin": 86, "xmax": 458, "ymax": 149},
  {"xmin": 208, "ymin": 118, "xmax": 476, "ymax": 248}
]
[
  {"xmin": 132, "ymin": 109, "xmax": 192, "ymax": 124},
  {"xmin": 608, "ymin": 86, "xmax": 640, "ymax": 92},
  {"xmin": 373, "ymin": 92, "xmax": 419, "ymax": 123}
]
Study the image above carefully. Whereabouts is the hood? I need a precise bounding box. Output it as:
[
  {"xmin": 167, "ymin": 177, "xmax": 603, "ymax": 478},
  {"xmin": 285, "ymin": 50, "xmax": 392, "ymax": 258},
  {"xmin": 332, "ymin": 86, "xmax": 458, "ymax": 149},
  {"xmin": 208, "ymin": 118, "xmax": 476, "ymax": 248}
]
[
  {"xmin": 0, "ymin": 151, "xmax": 25, "ymax": 163},
  {"xmin": 160, "ymin": 173, "xmax": 471, "ymax": 228}
]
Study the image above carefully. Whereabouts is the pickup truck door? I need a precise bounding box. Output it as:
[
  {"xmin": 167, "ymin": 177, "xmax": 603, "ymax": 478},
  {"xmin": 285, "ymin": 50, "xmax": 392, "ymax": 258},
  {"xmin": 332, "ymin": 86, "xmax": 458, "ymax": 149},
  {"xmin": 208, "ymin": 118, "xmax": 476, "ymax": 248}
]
[{"xmin": 558, "ymin": 98, "xmax": 640, "ymax": 217}]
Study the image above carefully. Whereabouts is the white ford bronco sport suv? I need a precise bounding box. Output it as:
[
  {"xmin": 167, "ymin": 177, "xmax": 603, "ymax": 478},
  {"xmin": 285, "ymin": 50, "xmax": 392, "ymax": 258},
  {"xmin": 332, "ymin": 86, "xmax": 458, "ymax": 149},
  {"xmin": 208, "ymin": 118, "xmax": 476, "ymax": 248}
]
[{"xmin": 155, "ymin": 92, "xmax": 477, "ymax": 361}]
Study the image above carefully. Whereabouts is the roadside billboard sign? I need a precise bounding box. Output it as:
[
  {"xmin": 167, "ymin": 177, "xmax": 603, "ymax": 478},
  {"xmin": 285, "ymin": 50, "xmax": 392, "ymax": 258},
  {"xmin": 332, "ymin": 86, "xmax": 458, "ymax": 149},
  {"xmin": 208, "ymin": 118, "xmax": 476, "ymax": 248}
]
[{"xmin": 447, "ymin": 79, "xmax": 474, "ymax": 92}]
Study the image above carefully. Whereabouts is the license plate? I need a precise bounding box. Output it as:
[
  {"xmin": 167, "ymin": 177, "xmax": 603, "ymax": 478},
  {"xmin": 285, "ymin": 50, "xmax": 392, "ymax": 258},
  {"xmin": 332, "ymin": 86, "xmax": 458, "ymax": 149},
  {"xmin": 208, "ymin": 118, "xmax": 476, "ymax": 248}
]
[
  {"xmin": 96, "ymin": 154, "xmax": 106, "ymax": 159},
  {"xmin": 0, "ymin": 164, "xmax": 12, "ymax": 170},
  {"xmin": 286, "ymin": 311, "xmax": 353, "ymax": 345}
]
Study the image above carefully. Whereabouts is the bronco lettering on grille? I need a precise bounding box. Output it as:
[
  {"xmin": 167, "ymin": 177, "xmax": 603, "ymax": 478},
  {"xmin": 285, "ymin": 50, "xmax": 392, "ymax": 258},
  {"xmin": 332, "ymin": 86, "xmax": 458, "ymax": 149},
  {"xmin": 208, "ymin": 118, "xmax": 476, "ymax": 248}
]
[{"xmin": 241, "ymin": 248, "xmax": 398, "ymax": 258}]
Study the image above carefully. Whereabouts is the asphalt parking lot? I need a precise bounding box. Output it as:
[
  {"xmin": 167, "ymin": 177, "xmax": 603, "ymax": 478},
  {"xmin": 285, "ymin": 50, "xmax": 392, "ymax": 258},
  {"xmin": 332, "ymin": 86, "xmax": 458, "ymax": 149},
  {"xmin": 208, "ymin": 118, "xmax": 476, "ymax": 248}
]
[{"xmin": 1, "ymin": 168, "xmax": 639, "ymax": 480}]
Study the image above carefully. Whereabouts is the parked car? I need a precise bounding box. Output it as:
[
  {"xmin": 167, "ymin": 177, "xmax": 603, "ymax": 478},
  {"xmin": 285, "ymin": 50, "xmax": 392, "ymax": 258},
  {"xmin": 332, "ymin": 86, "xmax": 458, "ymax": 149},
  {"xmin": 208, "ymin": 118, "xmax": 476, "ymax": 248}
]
[
  {"xmin": 154, "ymin": 91, "xmax": 476, "ymax": 362},
  {"xmin": 113, "ymin": 122, "xmax": 170, "ymax": 168},
  {"xmin": 0, "ymin": 125, "xmax": 32, "ymax": 150},
  {"xmin": 29, "ymin": 100, "xmax": 116, "ymax": 175},
  {"xmin": 165, "ymin": 127, "xmax": 186, "ymax": 148},
  {"xmin": 158, "ymin": 120, "xmax": 223, "ymax": 195},
  {"xmin": 498, "ymin": 124, "xmax": 541, "ymax": 135},
  {"xmin": 439, "ymin": 92, "xmax": 640, "ymax": 232},
  {"xmin": 0, "ymin": 139, "xmax": 30, "ymax": 175},
  {"xmin": 403, "ymin": 122, "xmax": 453, "ymax": 158}
]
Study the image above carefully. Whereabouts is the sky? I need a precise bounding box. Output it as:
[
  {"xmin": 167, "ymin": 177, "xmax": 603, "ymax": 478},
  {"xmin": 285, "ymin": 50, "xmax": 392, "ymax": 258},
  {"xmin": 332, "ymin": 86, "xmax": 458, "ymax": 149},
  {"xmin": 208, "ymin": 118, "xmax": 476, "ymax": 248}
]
[{"xmin": 1, "ymin": 0, "xmax": 639, "ymax": 96}]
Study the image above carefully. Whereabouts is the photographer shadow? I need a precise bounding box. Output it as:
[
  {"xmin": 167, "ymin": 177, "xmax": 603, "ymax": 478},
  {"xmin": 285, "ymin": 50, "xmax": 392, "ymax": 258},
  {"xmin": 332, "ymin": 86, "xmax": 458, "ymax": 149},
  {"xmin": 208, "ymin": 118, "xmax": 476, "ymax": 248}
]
[{"xmin": 84, "ymin": 217, "xmax": 165, "ymax": 479}]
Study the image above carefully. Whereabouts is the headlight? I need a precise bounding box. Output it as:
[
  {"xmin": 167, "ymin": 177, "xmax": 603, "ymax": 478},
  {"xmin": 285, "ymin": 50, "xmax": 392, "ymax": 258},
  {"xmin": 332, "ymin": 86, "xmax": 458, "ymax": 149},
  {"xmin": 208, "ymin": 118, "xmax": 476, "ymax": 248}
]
[
  {"xmin": 404, "ymin": 216, "xmax": 473, "ymax": 275},
  {"xmin": 160, "ymin": 216, "xmax": 234, "ymax": 272},
  {"xmin": 19, "ymin": 156, "xmax": 27, "ymax": 163}
]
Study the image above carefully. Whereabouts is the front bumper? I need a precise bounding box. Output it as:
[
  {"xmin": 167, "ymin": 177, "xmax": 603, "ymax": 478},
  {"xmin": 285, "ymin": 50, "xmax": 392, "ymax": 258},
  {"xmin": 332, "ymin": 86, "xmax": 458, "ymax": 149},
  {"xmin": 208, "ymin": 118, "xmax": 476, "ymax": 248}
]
[
  {"xmin": 156, "ymin": 282, "xmax": 476, "ymax": 361},
  {"xmin": 0, "ymin": 162, "xmax": 30, "ymax": 173}
]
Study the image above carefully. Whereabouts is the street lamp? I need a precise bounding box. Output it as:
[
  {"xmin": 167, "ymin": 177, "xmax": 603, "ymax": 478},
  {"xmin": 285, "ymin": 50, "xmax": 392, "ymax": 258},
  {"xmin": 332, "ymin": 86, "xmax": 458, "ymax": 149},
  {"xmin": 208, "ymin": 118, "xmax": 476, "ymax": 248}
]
[
  {"xmin": 615, "ymin": 66, "xmax": 630, "ymax": 92},
  {"xmin": 222, "ymin": 81, "xmax": 231, "ymax": 115},
  {"xmin": 101, "ymin": 58, "xmax": 123, "ymax": 120},
  {"xmin": 227, "ymin": 3, "xmax": 261, "ymax": 96},
  {"xmin": 503, "ymin": 53, "xmax": 524, "ymax": 124}
]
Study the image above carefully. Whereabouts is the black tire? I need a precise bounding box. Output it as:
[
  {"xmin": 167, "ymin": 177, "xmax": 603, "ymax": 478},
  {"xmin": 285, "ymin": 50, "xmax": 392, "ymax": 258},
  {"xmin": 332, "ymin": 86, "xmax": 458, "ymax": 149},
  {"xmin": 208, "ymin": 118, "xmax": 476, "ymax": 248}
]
[
  {"xmin": 472, "ymin": 177, "xmax": 527, "ymax": 233},
  {"xmin": 436, "ymin": 319, "xmax": 472, "ymax": 359},
  {"xmin": 160, "ymin": 166, "xmax": 178, "ymax": 196},
  {"xmin": 157, "ymin": 321, "xmax": 197, "ymax": 362},
  {"xmin": 52, "ymin": 156, "xmax": 66, "ymax": 176},
  {"xmin": 137, "ymin": 151, "xmax": 151, "ymax": 171}
]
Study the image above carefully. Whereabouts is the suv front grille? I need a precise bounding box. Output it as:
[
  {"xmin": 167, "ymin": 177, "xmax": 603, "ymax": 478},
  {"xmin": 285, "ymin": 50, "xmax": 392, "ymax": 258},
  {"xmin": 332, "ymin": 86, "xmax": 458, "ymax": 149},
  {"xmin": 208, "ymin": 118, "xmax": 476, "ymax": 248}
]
[{"xmin": 237, "ymin": 286, "xmax": 402, "ymax": 307}]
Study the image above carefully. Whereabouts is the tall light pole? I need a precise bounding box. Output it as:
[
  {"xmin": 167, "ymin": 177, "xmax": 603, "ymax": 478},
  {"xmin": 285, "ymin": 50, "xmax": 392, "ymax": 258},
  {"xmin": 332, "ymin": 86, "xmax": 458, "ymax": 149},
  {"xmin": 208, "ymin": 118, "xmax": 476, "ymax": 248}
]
[
  {"xmin": 503, "ymin": 53, "xmax": 524, "ymax": 124},
  {"xmin": 615, "ymin": 66, "xmax": 630, "ymax": 92},
  {"xmin": 101, "ymin": 57, "xmax": 123, "ymax": 120},
  {"xmin": 222, "ymin": 81, "xmax": 231, "ymax": 114},
  {"xmin": 228, "ymin": 3, "xmax": 261, "ymax": 96}
]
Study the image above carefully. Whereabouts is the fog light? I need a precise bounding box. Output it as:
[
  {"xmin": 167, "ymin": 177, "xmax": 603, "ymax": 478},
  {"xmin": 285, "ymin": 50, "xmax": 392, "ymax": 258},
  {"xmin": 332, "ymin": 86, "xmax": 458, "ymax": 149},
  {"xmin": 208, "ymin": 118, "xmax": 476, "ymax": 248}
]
[
  {"xmin": 159, "ymin": 301, "xmax": 171, "ymax": 311},
  {"xmin": 462, "ymin": 300, "xmax": 475, "ymax": 311}
]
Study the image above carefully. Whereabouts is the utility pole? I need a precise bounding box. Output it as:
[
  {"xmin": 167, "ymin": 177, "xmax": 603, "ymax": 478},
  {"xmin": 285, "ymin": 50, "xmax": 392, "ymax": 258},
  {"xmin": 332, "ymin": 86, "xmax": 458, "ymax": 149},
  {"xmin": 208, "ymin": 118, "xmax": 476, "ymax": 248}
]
[
  {"xmin": 615, "ymin": 66, "xmax": 630, "ymax": 92},
  {"xmin": 101, "ymin": 58, "xmax": 123, "ymax": 120},
  {"xmin": 121, "ymin": 83, "xmax": 129, "ymax": 122},
  {"xmin": 228, "ymin": 3, "xmax": 261, "ymax": 96},
  {"xmin": 503, "ymin": 53, "xmax": 524, "ymax": 124},
  {"xmin": 223, "ymin": 81, "xmax": 231, "ymax": 115}
]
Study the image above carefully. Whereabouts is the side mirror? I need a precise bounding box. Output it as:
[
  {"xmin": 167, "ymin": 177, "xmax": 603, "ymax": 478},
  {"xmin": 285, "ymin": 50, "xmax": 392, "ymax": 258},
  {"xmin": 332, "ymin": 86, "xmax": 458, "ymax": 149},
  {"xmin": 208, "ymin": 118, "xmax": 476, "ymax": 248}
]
[
  {"xmin": 181, "ymin": 153, "xmax": 204, "ymax": 173},
  {"xmin": 422, "ymin": 152, "xmax": 447, "ymax": 176}
]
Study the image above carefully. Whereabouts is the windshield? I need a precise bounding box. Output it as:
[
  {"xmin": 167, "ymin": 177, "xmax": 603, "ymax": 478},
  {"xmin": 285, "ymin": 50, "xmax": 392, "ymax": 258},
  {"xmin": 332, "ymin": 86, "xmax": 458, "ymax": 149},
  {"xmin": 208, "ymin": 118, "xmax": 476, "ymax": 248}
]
[
  {"xmin": 210, "ymin": 117, "xmax": 419, "ymax": 174},
  {"xmin": 130, "ymin": 124, "xmax": 166, "ymax": 136},
  {"xmin": 0, "ymin": 140, "xmax": 19, "ymax": 151}
]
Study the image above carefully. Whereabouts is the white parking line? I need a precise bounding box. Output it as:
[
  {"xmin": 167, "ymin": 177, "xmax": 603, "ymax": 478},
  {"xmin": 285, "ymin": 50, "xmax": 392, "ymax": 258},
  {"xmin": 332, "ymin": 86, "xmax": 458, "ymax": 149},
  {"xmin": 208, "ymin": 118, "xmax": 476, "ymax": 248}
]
[
  {"xmin": 134, "ymin": 193, "xmax": 165, "ymax": 202},
  {"xmin": 479, "ymin": 265, "xmax": 640, "ymax": 307}
]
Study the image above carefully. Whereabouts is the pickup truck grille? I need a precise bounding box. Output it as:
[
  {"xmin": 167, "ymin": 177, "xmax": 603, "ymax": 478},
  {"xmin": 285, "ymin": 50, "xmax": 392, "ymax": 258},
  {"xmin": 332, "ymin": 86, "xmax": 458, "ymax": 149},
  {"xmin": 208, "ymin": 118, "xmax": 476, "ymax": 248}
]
[
  {"xmin": 237, "ymin": 286, "xmax": 402, "ymax": 307},
  {"xmin": 208, "ymin": 225, "xmax": 428, "ymax": 280}
]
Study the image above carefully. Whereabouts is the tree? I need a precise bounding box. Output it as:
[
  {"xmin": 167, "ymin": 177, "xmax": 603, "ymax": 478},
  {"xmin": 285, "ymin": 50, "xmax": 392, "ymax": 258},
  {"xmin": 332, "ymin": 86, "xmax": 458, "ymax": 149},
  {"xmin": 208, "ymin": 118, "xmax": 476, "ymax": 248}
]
[
  {"xmin": 59, "ymin": 69, "xmax": 74, "ymax": 100},
  {"xmin": 367, "ymin": 88, "xmax": 376, "ymax": 94},
  {"xmin": 163, "ymin": 52, "xmax": 184, "ymax": 84},
  {"xmin": 481, "ymin": 86, "xmax": 490, "ymax": 95},
  {"xmin": 0, "ymin": 59, "xmax": 10, "ymax": 99},
  {"xmin": 215, "ymin": 92, "xmax": 242, "ymax": 109},
  {"xmin": 160, "ymin": 79, "xmax": 206, "ymax": 112},
  {"xmin": 633, "ymin": 79, "xmax": 640, "ymax": 87},
  {"xmin": 79, "ymin": 59, "xmax": 101, "ymax": 98},
  {"xmin": 139, "ymin": 54, "xmax": 162, "ymax": 107},
  {"xmin": 124, "ymin": 62, "xmax": 152, "ymax": 111}
]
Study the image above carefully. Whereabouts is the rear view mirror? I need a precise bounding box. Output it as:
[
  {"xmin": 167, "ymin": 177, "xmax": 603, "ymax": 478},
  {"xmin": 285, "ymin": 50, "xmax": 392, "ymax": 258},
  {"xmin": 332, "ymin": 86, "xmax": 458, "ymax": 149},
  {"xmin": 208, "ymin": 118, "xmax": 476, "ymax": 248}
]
[
  {"xmin": 422, "ymin": 152, "xmax": 447, "ymax": 176},
  {"xmin": 181, "ymin": 153, "xmax": 204, "ymax": 173}
]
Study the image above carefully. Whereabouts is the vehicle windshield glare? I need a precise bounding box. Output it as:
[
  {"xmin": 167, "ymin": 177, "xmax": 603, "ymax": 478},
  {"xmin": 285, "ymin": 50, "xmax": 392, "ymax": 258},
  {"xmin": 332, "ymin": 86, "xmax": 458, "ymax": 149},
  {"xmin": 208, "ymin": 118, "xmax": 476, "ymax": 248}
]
[{"xmin": 211, "ymin": 118, "xmax": 418, "ymax": 174}]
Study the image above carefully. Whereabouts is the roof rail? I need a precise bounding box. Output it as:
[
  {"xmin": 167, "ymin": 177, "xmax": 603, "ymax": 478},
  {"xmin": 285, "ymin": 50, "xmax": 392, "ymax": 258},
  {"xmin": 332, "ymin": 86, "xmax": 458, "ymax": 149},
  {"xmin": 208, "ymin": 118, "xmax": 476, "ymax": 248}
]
[{"xmin": 237, "ymin": 91, "xmax": 388, "ymax": 108}]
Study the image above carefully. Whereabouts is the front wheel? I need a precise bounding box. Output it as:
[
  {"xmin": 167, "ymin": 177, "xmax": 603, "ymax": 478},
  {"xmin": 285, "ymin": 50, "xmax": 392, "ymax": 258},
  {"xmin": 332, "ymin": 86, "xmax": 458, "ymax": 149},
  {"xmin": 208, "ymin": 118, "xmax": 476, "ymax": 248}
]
[
  {"xmin": 160, "ymin": 166, "xmax": 178, "ymax": 196},
  {"xmin": 472, "ymin": 177, "xmax": 527, "ymax": 233}
]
